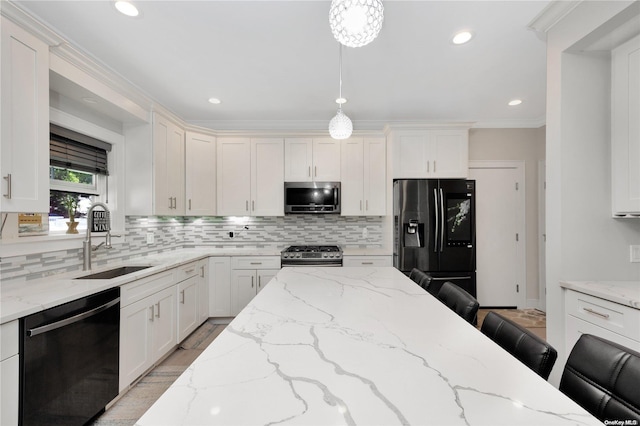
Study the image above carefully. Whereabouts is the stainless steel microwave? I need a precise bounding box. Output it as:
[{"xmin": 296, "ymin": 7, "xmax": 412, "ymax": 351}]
[{"xmin": 284, "ymin": 182, "xmax": 341, "ymax": 214}]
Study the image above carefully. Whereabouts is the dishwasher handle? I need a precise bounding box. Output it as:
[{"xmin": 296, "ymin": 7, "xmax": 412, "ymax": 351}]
[{"xmin": 27, "ymin": 298, "xmax": 120, "ymax": 337}]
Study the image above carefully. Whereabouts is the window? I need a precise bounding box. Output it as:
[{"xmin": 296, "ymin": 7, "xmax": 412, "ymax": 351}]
[{"xmin": 47, "ymin": 124, "xmax": 111, "ymax": 234}]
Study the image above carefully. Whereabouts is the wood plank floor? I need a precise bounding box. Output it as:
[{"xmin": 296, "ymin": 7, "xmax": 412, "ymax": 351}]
[{"xmin": 92, "ymin": 308, "xmax": 546, "ymax": 425}]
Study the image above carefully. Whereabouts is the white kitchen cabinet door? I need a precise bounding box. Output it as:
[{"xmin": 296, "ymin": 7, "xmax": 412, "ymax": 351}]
[
  {"xmin": 197, "ymin": 260, "xmax": 209, "ymax": 324},
  {"xmin": 257, "ymin": 269, "xmax": 277, "ymax": 293},
  {"xmin": 177, "ymin": 275, "xmax": 199, "ymax": 342},
  {"xmin": 284, "ymin": 138, "xmax": 313, "ymax": 181},
  {"xmin": 340, "ymin": 138, "xmax": 365, "ymax": 215},
  {"xmin": 363, "ymin": 137, "xmax": 386, "ymax": 215},
  {"xmin": 251, "ymin": 138, "xmax": 284, "ymax": 216},
  {"xmin": 186, "ymin": 131, "xmax": 216, "ymax": 216},
  {"xmin": 611, "ymin": 34, "xmax": 640, "ymax": 216},
  {"xmin": 429, "ymin": 130, "xmax": 468, "ymax": 178},
  {"xmin": 0, "ymin": 17, "xmax": 49, "ymax": 213},
  {"xmin": 312, "ymin": 138, "xmax": 341, "ymax": 181},
  {"xmin": 231, "ymin": 270, "xmax": 258, "ymax": 315},
  {"xmin": 217, "ymin": 138, "xmax": 251, "ymax": 216},
  {"xmin": 392, "ymin": 130, "xmax": 468, "ymax": 178},
  {"xmin": 0, "ymin": 355, "xmax": 19, "ymax": 426},
  {"xmin": 119, "ymin": 297, "xmax": 154, "ymax": 390},
  {"xmin": 209, "ymin": 257, "xmax": 231, "ymax": 317},
  {"xmin": 151, "ymin": 286, "xmax": 177, "ymax": 361},
  {"xmin": 153, "ymin": 113, "xmax": 185, "ymax": 215}
]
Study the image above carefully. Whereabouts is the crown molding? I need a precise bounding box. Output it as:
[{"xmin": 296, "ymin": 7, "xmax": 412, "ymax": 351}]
[
  {"xmin": 528, "ymin": 0, "xmax": 582, "ymax": 34},
  {"xmin": 1, "ymin": 0, "xmax": 63, "ymax": 45},
  {"xmin": 471, "ymin": 116, "xmax": 546, "ymax": 129}
]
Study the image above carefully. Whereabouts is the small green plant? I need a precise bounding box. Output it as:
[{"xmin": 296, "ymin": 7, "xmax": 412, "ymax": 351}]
[{"xmin": 61, "ymin": 194, "xmax": 79, "ymax": 222}]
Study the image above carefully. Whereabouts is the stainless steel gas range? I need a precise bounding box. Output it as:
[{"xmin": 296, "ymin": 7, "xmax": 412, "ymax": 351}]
[{"xmin": 281, "ymin": 245, "xmax": 343, "ymax": 267}]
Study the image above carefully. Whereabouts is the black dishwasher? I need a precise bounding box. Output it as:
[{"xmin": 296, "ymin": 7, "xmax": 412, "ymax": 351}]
[{"xmin": 20, "ymin": 287, "xmax": 120, "ymax": 426}]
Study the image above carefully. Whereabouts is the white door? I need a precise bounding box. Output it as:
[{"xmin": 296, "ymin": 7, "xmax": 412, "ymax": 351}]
[
  {"xmin": 284, "ymin": 138, "xmax": 312, "ymax": 181},
  {"xmin": 185, "ymin": 132, "xmax": 216, "ymax": 216},
  {"xmin": 167, "ymin": 124, "xmax": 185, "ymax": 214},
  {"xmin": 177, "ymin": 276, "xmax": 199, "ymax": 342},
  {"xmin": 364, "ymin": 137, "xmax": 386, "ymax": 215},
  {"xmin": 340, "ymin": 138, "xmax": 364, "ymax": 215},
  {"xmin": 217, "ymin": 138, "xmax": 251, "ymax": 215},
  {"xmin": 469, "ymin": 162, "xmax": 525, "ymax": 308},
  {"xmin": 430, "ymin": 130, "xmax": 469, "ymax": 178},
  {"xmin": 231, "ymin": 270, "xmax": 258, "ymax": 315},
  {"xmin": 151, "ymin": 287, "xmax": 177, "ymax": 361},
  {"xmin": 257, "ymin": 269, "xmax": 278, "ymax": 293},
  {"xmin": 209, "ymin": 257, "xmax": 231, "ymax": 317},
  {"xmin": 153, "ymin": 115, "xmax": 171, "ymax": 215},
  {"xmin": 312, "ymin": 138, "xmax": 341, "ymax": 181},
  {"xmin": 538, "ymin": 161, "xmax": 546, "ymax": 311}
]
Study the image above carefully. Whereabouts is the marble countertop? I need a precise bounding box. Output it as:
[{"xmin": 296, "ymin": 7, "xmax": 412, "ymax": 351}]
[
  {"xmin": 0, "ymin": 247, "xmax": 284, "ymax": 324},
  {"xmin": 138, "ymin": 267, "xmax": 599, "ymax": 426},
  {"xmin": 560, "ymin": 280, "xmax": 640, "ymax": 309}
]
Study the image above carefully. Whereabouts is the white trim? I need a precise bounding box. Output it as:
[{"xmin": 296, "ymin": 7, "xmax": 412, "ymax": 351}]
[
  {"xmin": 538, "ymin": 160, "xmax": 547, "ymax": 312},
  {"xmin": 527, "ymin": 1, "xmax": 582, "ymax": 34},
  {"xmin": 469, "ymin": 160, "xmax": 527, "ymax": 309}
]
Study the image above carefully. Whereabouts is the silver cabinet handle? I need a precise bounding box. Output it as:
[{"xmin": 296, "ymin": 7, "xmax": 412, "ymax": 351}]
[
  {"xmin": 308, "ymin": 166, "xmax": 311, "ymax": 177},
  {"xmin": 200, "ymin": 265, "xmax": 205, "ymax": 277},
  {"xmin": 366, "ymin": 200, "xmax": 369, "ymax": 211},
  {"xmin": 250, "ymin": 262, "xmax": 262, "ymax": 265},
  {"xmin": 169, "ymin": 197, "xmax": 173, "ymax": 209},
  {"xmin": 314, "ymin": 166, "xmax": 317, "ymax": 177},
  {"xmin": 252, "ymin": 200, "xmax": 255, "ymax": 211},
  {"xmin": 251, "ymin": 276, "xmax": 254, "ymax": 288},
  {"xmin": 362, "ymin": 262, "xmax": 374, "ymax": 265},
  {"xmin": 258, "ymin": 276, "xmax": 262, "ymax": 289},
  {"xmin": 180, "ymin": 290, "xmax": 185, "ymax": 304},
  {"xmin": 173, "ymin": 197, "xmax": 177, "ymax": 209},
  {"xmin": 184, "ymin": 268, "xmax": 195, "ymax": 274},
  {"xmin": 360, "ymin": 200, "xmax": 362, "ymax": 211},
  {"xmin": 189, "ymin": 199, "xmax": 192, "ymax": 210},
  {"xmin": 246, "ymin": 200, "xmax": 249, "ymax": 211},
  {"xmin": 155, "ymin": 302, "xmax": 160, "ymax": 318},
  {"xmin": 3, "ymin": 174, "xmax": 11, "ymax": 199},
  {"xmin": 149, "ymin": 305, "xmax": 155, "ymax": 321},
  {"xmin": 583, "ymin": 307, "xmax": 610, "ymax": 319}
]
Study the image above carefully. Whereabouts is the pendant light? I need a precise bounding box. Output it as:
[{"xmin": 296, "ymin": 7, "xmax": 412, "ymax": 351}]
[
  {"xmin": 329, "ymin": 44, "xmax": 353, "ymax": 140},
  {"xmin": 329, "ymin": 0, "xmax": 384, "ymax": 48}
]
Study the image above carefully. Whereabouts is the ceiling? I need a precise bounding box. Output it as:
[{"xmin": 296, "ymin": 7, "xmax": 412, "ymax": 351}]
[{"xmin": 14, "ymin": 0, "xmax": 550, "ymax": 131}]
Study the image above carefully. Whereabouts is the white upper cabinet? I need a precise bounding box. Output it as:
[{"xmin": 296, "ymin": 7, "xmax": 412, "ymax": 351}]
[
  {"xmin": 217, "ymin": 138, "xmax": 283, "ymax": 216},
  {"xmin": 341, "ymin": 137, "xmax": 386, "ymax": 216},
  {"xmin": 391, "ymin": 129, "xmax": 468, "ymax": 179},
  {"xmin": 284, "ymin": 138, "xmax": 341, "ymax": 181},
  {"xmin": 611, "ymin": 34, "xmax": 640, "ymax": 217},
  {"xmin": 0, "ymin": 17, "xmax": 49, "ymax": 213},
  {"xmin": 251, "ymin": 138, "xmax": 284, "ymax": 216},
  {"xmin": 185, "ymin": 131, "xmax": 216, "ymax": 216},
  {"xmin": 153, "ymin": 113, "xmax": 185, "ymax": 216}
]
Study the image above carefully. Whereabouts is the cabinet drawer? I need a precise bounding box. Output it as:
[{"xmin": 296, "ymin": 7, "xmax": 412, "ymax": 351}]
[
  {"xmin": 343, "ymin": 256, "xmax": 392, "ymax": 267},
  {"xmin": 565, "ymin": 314, "xmax": 640, "ymax": 357},
  {"xmin": 565, "ymin": 290, "xmax": 640, "ymax": 342},
  {"xmin": 120, "ymin": 270, "xmax": 176, "ymax": 307},
  {"xmin": 0, "ymin": 321, "xmax": 18, "ymax": 361},
  {"xmin": 176, "ymin": 261, "xmax": 199, "ymax": 282},
  {"xmin": 231, "ymin": 256, "xmax": 280, "ymax": 270}
]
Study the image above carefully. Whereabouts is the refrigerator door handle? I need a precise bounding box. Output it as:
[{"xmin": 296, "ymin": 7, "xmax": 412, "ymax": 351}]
[
  {"xmin": 439, "ymin": 188, "xmax": 445, "ymax": 252},
  {"xmin": 433, "ymin": 188, "xmax": 439, "ymax": 252}
]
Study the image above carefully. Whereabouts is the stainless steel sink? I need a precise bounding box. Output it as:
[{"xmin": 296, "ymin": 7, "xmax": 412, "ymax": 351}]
[{"xmin": 74, "ymin": 266, "xmax": 152, "ymax": 280}]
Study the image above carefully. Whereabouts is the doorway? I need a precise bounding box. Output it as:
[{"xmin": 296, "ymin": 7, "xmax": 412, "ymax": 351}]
[{"xmin": 469, "ymin": 161, "xmax": 526, "ymax": 308}]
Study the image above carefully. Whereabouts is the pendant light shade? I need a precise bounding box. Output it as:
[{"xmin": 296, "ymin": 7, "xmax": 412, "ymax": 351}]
[
  {"xmin": 329, "ymin": 107, "xmax": 353, "ymax": 139},
  {"xmin": 329, "ymin": 0, "xmax": 384, "ymax": 48}
]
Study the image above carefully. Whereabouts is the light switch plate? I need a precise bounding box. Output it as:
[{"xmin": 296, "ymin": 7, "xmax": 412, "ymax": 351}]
[
  {"xmin": 630, "ymin": 245, "xmax": 640, "ymax": 263},
  {"xmin": 146, "ymin": 232, "xmax": 154, "ymax": 245}
]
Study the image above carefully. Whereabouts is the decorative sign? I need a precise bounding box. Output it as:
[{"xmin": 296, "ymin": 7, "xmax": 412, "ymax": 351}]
[{"xmin": 91, "ymin": 210, "xmax": 111, "ymax": 232}]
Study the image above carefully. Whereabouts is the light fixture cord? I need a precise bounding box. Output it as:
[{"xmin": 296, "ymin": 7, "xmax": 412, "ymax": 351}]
[{"xmin": 338, "ymin": 43, "xmax": 343, "ymax": 107}]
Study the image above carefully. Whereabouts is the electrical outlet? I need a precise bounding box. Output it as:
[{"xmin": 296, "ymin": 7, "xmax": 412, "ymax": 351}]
[
  {"xmin": 146, "ymin": 232, "xmax": 154, "ymax": 245},
  {"xmin": 630, "ymin": 245, "xmax": 640, "ymax": 263}
]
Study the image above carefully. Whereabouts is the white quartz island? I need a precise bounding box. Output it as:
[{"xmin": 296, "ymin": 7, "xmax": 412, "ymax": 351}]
[{"xmin": 137, "ymin": 267, "xmax": 599, "ymax": 425}]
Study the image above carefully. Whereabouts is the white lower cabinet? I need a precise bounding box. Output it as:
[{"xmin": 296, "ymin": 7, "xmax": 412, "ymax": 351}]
[
  {"xmin": 197, "ymin": 260, "xmax": 209, "ymax": 324},
  {"xmin": 119, "ymin": 273, "xmax": 177, "ymax": 391},
  {"xmin": 342, "ymin": 256, "xmax": 393, "ymax": 267},
  {"xmin": 0, "ymin": 320, "xmax": 19, "ymax": 426},
  {"xmin": 231, "ymin": 256, "xmax": 280, "ymax": 315},
  {"xmin": 177, "ymin": 275, "xmax": 199, "ymax": 342},
  {"xmin": 209, "ymin": 257, "xmax": 232, "ymax": 317},
  {"xmin": 564, "ymin": 289, "xmax": 640, "ymax": 357}
]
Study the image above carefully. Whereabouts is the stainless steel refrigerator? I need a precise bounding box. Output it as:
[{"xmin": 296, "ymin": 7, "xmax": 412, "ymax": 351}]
[{"xmin": 393, "ymin": 179, "xmax": 476, "ymax": 297}]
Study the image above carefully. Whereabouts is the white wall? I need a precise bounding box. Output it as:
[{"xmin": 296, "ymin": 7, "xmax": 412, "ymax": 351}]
[
  {"xmin": 469, "ymin": 128, "xmax": 545, "ymax": 304},
  {"xmin": 544, "ymin": 0, "xmax": 640, "ymax": 385}
]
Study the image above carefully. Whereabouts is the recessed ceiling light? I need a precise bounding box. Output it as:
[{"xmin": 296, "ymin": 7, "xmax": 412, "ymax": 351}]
[
  {"xmin": 508, "ymin": 99, "xmax": 523, "ymax": 106},
  {"xmin": 452, "ymin": 31, "xmax": 473, "ymax": 45},
  {"xmin": 208, "ymin": 98, "xmax": 221, "ymax": 104},
  {"xmin": 115, "ymin": 1, "xmax": 139, "ymax": 17},
  {"xmin": 335, "ymin": 97, "xmax": 347, "ymax": 104}
]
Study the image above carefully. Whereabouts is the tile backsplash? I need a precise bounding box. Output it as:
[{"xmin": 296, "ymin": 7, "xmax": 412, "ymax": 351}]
[{"xmin": 1, "ymin": 215, "xmax": 384, "ymax": 283}]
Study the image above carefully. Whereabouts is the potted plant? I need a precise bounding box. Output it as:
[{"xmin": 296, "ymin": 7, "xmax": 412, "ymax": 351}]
[{"xmin": 62, "ymin": 194, "xmax": 79, "ymax": 234}]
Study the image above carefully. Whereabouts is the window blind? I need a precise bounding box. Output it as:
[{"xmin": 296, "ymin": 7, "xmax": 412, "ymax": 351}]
[{"xmin": 50, "ymin": 124, "xmax": 111, "ymax": 175}]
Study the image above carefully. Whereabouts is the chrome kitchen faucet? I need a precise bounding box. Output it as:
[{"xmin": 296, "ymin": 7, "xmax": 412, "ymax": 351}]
[{"xmin": 83, "ymin": 202, "xmax": 118, "ymax": 270}]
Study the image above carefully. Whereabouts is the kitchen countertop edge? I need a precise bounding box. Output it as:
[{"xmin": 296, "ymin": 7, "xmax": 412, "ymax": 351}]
[{"xmin": 559, "ymin": 280, "xmax": 640, "ymax": 309}]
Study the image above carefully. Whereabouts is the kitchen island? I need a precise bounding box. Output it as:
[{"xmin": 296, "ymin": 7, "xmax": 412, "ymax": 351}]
[{"xmin": 137, "ymin": 267, "xmax": 599, "ymax": 425}]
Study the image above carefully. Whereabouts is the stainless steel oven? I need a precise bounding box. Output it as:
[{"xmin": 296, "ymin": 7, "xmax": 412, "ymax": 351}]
[{"xmin": 281, "ymin": 245, "xmax": 343, "ymax": 266}]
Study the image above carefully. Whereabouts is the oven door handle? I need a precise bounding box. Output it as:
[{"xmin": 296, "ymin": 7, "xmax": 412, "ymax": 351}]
[{"xmin": 27, "ymin": 298, "xmax": 120, "ymax": 337}]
